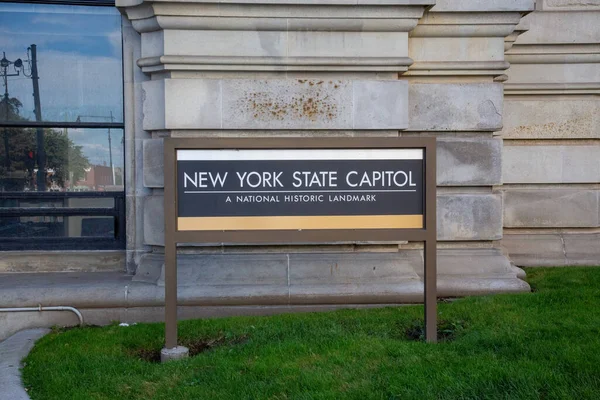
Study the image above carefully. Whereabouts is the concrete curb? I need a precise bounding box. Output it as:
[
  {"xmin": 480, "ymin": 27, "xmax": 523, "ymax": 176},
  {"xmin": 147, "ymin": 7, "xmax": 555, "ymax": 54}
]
[{"xmin": 0, "ymin": 329, "xmax": 50, "ymax": 400}]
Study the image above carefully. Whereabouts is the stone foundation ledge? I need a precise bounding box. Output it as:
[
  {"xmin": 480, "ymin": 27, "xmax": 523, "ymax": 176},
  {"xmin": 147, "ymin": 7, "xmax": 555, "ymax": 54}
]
[
  {"xmin": 0, "ymin": 249, "xmax": 528, "ymax": 308},
  {"xmin": 502, "ymin": 232, "xmax": 600, "ymax": 267}
]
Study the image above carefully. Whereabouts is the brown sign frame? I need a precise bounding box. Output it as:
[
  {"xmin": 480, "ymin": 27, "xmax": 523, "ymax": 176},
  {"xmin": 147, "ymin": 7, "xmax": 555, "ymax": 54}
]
[{"xmin": 163, "ymin": 137, "xmax": 437, "ymax": 348}]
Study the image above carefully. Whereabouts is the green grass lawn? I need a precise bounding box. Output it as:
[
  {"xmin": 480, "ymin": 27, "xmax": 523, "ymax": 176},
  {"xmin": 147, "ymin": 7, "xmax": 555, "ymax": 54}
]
[{"xmin": 22, "ymin": 267, "xmax": 600, "ymax": 400}]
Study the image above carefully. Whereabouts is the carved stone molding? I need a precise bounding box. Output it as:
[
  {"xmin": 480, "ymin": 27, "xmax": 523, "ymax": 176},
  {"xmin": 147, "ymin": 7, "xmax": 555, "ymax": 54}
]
[
  {"xmin": 406, "ymin": 0, "xmax": 535, "ymax": 78},
  {"xmin": 116, "ymin": 0, "xmax": 435, "ymax": 74},
  {"xmin": 504, "ymin": 9, "xmax": 600, "ymax": 95}
]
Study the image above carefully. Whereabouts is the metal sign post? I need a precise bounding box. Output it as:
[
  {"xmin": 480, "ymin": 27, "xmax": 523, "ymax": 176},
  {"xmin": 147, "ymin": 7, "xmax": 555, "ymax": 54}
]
[{"xmin": 163, "ymin": 137, "xmax": 437, "ymax": 357}]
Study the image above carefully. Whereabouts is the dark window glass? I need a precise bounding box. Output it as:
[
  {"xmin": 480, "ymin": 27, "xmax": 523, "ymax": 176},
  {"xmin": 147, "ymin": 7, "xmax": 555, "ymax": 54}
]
[
  {"xmin": 0, "ymin": 3, "xmax": 123, "ymax": 124},
  {"xmin": 0, "ymin": 216, "xmax": 115, "ymax": 238},
  {"xmin": 0, "ymin": 2, "xmax": 124, "ymax": 250}
]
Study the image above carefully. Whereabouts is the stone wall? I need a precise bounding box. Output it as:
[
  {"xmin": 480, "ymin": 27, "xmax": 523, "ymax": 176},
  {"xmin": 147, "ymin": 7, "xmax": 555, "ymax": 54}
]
[
  {"xmin": 501, "ymin": 0, "xmax": 600, "ymax": 266},
  {"xmin": 113, "ymin": 0, "xmax": 537, "ymax": 307}
]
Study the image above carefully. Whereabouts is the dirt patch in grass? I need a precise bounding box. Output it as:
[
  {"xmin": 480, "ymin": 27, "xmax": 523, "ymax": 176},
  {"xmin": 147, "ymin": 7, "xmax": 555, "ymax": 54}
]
[
  {"xmin": 128, "ymin": 334, "xmax": 249, "ymax": 362},
  {"xmin": 404, "ymin": 319, "xmax": 467, "ymax": 342}
]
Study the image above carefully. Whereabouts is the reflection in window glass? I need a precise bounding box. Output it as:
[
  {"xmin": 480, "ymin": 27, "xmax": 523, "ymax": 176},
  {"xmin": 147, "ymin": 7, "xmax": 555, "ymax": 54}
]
[
  {"xmin": 0, "ymin": 128, "xmax": 124, "ymax": 192},
  {"xmin": 0, "ymin": 3, "xmax": 123, "ymax": 124}
]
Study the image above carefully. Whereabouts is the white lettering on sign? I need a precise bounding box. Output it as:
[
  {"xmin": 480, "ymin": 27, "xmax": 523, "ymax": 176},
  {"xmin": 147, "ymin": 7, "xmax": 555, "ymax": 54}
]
[
  {"xmin": 292, "ymin": 171, "xmax": 338, "ymax": 188},
  {"xmin": 346, "ymin": 171, "xmax": 416, "ymax": 188},
  {"xmin": 236, "ymin": 171, "xmax": 284, "ymax": 188},
  {"xmin": 183, "ymin": 172, "xmax": 229, "ymax": 188}
]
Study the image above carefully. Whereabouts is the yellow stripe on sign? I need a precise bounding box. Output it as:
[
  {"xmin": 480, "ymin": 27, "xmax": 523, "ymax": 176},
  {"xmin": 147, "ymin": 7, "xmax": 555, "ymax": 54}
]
[{"xmin": 177, "ymin": 215, "xmax": 423, "ymax": 231}]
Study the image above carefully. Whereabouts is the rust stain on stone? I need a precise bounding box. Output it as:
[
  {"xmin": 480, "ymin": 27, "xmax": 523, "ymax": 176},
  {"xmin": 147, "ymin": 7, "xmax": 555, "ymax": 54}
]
[{"xmin": 240, "ymin": 80, "xmax": 344, "ymax": 122}]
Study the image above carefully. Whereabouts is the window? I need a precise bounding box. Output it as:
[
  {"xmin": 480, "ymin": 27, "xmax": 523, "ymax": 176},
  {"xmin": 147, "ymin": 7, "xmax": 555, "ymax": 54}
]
[{"xmin": 0, "ymin": 1, "xmax": 124, "ymax": 250}]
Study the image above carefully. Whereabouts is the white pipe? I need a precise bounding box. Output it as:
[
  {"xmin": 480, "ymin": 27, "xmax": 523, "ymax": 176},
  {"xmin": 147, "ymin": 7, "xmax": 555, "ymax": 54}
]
[{"xmin": 0, "ymin": 305, "xmax": 84, "ymax": 326}]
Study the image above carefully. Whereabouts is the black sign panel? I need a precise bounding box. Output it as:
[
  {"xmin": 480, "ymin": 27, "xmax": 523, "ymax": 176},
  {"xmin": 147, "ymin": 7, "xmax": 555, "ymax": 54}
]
[
  {"xmin": 177, "ymin": 159, "xmax": 423, "ymax": 217},
  {"xmin": 175, "ymin": 149, "xmax": 424, "ymax": 231}
]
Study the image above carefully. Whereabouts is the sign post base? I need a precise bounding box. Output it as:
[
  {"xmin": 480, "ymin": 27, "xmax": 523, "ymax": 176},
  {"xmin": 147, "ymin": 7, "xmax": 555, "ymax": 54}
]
[{"xmin": 160, "ymin": 346, "xmax": 189, "ymax": 363}]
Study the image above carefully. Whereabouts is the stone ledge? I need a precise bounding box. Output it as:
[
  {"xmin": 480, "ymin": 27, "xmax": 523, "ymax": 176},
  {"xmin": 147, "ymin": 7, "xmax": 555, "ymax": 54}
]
[
  {"xmin": 502, "ymin": 232, "xmax": 600, "ymax": 266},
  {"xmin": 0, "ymin": 249, "xmax": 528, "ymax": 310},
  {"xmin": 118, "ymin": 0, "xmax": 434, "ymax": 73}
]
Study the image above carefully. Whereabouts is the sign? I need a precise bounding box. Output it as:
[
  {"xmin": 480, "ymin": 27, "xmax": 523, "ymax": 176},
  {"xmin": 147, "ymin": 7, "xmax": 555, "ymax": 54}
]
[
  {"xmin": 163, "ymin": 138, "xmax": 437, "ymax": 354},
  {"xmin": 175, "ymin": 149, "xmax": 424, "ymax": 232}
]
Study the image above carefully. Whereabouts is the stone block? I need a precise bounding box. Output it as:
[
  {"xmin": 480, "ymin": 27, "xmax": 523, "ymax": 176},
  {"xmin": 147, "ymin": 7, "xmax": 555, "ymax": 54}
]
[
  {"xmin": 162, "ymin": 30, "xmax": 287, "ymax": 58},
  {"xmin": 143, "ymin": 139, "xmax": 164, "ymax": 188},
  {"xmin": 506, "ymin": 63, "xmax": 600, "ymax": 86},
  {"xmin": 438, "ymin": 194, "xmax": 503, "ymax": 241},
  {"xmin": 141, "ymin": 80, "xmax": 165, "ymax": 131},
  {"xmin": 437, "ymin": 138, "xmax": 502, "ymax": 186},
  {"xmin": 407, "ymin": 83, "xmax": 503, "ymax": 131},
  {"xmin": 144, "ymin": 29, "xmax": 410, "ymax": 62},
  {"xmin": 563, "ymin": 233, "xmax": 600, "ymax": 266},
  {"xmin": 503, "ymin": 145, "xmax": 600, "ymax": 184},
  {"xmin": 143, "ymin": 195, "xmax": 164, "ymax": 246},
  {"xmin": 504, "ymin": 189, "xmax": 600, "ymax": 228},
  {"xmin": 288, "ymin": 252, "xmax": 421, "ymax": 285},
  {"xmin": 143, "ymin": 78, "xmax": 409, "ymax": 131},
  {"xmin": 222, "ymin": 78, "xmax": 352, "ymax": 130},
  {"xmin": 539, "ymin": 0, "xmax": 600, "ymax": 10},
  {"xmin": 436, "ymin": 248, "xmax": 531, "ymax": 296},
  {"xmin": 501, "ymin": 234, "xmax": 566, "ymax": 266},
  {"xmin": 158, "ymin": 254, "xmax": 288, "ymax": 287},
  {"xmin": 501, "ymin": 99, "xmax": 600, "ymax": 139},
  {"xmin": 287, "ymin": 31, "xmax": 408, "ymax": 59},
  {"xmin": 517, "ymin": 11, "xmax": 600, "ymax": 44},
  {"xmin": 142, "ymin": 79, "xmax": 222, "ymax": 131},
  {"xmin": 352, "ymin": 80, "xmax": 409, "ymax": 129},
  {"xmin": 410, "ymin": 37, "xmax": 505, "ymax": 63},
  {"xmin": 222, "ymin": 78, "xmax": 408, "ymax": 130},
  {"xmin": 431, "ymin": 0, "xmax": 535, "ymax": 12}
]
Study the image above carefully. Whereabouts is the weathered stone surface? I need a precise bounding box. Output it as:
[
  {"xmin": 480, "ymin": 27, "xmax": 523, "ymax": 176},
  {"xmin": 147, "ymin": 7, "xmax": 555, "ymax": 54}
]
[
  {"xmin": 516, "ymin": 10, "xmax": 600, "ymax": 44},
  {"xmin": 502, "ymin": 232, "xmax": 600, "ymax": 266},
  {"xmin": 352, "ymin": 80, "xmax": 409, "ymax": 130},
  {"xmin": 143, "ymin": 139, "xmax": 164, "ymax": 188},
  {"xmin": 501, "ymin": 99, "xmax": 600, "ymax": 139},
  {"xmin": 143, "ymin": 79, "xmax": 409, "ymax": 131},
  {"xmin": 407, "ymin": 83, "xmax": 504, "ymax": 131},
  {"xmin": 143, "ymin": 79, "xmax": 222, "ymax": 131},
  {"xmin": 143, "ymin": 195, "xmax": 164, "ymax": 246},
  {"xmin": 564, "ymin": 233, "xmax": 600, "ymax": 265},
  {"xmin": 504, "ymin": 189, "xmax": 600, "ymax": 228},
  {"xmin": 438, "ymin": 194, "xmax": 503, "ymax": 241},
  {"xmin": 288, "ymin": 252, "xmax": 422, "ymax": 285},
  {"xmin": 410, "ymin": 37, "xmax": 505, "ymax": 63},
  {"xmin": 431, "ymin": 0, "xmax": 535, "ymax": 12},
  {"xmin": 222, "ymin": 78, "xmax": 353, "ymax": 130},
  {"xmin": 502, "ymin": 233, "xmax": 566, "ymax": 266},
  {"xmin": 503, "ymin": 145, "xmax": 600, "ymax": 183},
  {"xmin": 0, "ymin": 251, "xmax": 125, "ymax": 273},
  {"xmin": 506, "ymin": 63, "xmax": 600, "ymax": 86},
  {"xmin": 158, "ymin": 254, "xmax": 288, "ymax": 287},
  {"xmin": 437, "ymin": 138, "xmax": 502, "ymax": 186},
  {"xmin": 435, "ymin": 248, "xmax": 531, "ymax": 296},
  {"xmin": 540, "ymin": 0, "xmax": 600, "ymax": 10}
]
